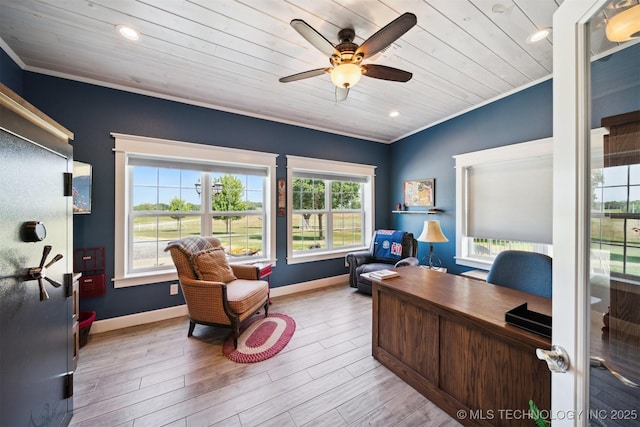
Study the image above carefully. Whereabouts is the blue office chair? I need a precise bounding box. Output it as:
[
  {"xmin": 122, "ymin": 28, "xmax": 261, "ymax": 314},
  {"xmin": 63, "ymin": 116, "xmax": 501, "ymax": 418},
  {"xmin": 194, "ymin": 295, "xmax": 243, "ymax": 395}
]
[{"xmin": 486, "ymin": 250, "xmax": 552, "ymax": 298}]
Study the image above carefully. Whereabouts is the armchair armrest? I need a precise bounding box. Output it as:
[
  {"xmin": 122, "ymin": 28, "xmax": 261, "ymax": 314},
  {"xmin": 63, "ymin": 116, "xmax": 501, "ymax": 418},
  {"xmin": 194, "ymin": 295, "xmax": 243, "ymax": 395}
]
[
  {"xmin": 346, "ymin": 250, "xmax": 375, "ymax": 288},
  {"xmin": 345, "ymin": 250, "xmax": 375, "ymax": 268},
  {"xmin": 230, "ymin": 264, "xmax": 260, "ymax": 280}
]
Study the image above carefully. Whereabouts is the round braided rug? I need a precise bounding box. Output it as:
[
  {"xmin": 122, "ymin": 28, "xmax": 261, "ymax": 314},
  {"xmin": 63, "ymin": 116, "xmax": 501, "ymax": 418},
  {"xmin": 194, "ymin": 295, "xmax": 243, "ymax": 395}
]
[{"xmin": 222, "ymin": 313, "xmax": 295, "ymax": 363}]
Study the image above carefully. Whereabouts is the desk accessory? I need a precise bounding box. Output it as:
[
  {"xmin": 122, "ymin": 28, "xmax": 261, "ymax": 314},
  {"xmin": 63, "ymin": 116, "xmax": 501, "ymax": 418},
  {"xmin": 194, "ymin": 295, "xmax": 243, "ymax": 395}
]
[{"xmin": 505, "ymin": 303, "xmax": 552, "ymax": 338}]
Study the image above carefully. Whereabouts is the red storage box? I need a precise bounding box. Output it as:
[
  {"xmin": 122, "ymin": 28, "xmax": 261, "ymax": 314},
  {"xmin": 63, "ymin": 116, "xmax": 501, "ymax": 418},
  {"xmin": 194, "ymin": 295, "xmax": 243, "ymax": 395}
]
[
  {"xmin": 79, "ymin": 310, "xmax": 96, "ymax": 348},
  {"xmin": 79, "ymin": 274, "xmax": 106, "ymax": 298},
  {"xmin": 74, "ymin": 247, "xmax": 105, "ymax": 272}
]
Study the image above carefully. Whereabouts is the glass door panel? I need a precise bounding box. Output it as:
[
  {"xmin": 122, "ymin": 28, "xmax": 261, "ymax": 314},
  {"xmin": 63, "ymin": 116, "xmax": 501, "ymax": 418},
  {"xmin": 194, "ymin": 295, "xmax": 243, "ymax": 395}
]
[
  {"xmin": 589, "ymin": 26, "xmax": 640, "ymax": 426},
  {"xmin": 554, "ymin": 1, "xmax": 639, "ymax": 424}
]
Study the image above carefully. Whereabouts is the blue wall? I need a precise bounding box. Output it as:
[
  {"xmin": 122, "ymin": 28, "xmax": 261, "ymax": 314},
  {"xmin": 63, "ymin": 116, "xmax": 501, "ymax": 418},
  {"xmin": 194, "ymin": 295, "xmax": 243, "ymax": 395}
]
[
  {"xmin": 1, "ymin": 48, "xmax": 23, "ymax": 96},
  {"xmin": 390, "ymin": 43, "xmax": 640, "ymax": 275},
  {"xmin": 2, "ymin": 43, "xmax": 638, "ymax": 320}
]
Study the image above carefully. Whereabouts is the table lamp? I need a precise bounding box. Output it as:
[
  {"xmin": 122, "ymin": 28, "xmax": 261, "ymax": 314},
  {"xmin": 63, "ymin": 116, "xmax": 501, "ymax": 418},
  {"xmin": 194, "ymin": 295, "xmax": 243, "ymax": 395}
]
[{"xmin": 417, "ymin": 220, "xmax": 448, "ymax": 269}]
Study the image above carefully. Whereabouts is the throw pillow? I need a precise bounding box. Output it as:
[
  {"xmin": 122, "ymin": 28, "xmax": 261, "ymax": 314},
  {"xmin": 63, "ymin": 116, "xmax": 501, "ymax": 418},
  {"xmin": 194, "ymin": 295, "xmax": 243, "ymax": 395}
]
[{"xmin": 191, "ymin": 247, "xmax": 237, "ymax": 283}]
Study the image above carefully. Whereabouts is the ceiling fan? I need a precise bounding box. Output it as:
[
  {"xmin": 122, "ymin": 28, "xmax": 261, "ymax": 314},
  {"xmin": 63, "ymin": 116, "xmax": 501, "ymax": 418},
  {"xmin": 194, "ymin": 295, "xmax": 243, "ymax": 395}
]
[{"xmin": 279, "ymin": 12, "xmax": 417, "ymax": 101}]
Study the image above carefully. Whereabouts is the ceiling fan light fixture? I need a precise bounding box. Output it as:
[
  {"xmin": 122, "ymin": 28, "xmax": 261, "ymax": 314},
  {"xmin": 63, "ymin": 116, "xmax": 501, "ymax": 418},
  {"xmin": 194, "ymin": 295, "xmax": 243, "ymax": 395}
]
[
  {"xmin": 606, "ymin": 4, "xmax": 640, "ymax": 42},
  {"xmin": 330, "ymin": 63, "xmax": 362, "ymax": 88}
]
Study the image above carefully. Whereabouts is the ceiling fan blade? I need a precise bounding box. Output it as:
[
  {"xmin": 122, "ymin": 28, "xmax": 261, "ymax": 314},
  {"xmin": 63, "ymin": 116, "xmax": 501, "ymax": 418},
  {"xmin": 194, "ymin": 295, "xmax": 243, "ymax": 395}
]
[
  {"xmin": 335, "ymin": 86, "xmax": 349, "ymax": 102},
  {"xmin": 356, "ymin": 13, "xmax": 417, "ymax": 59},
  {"xmin": 361, "ymin": 64, "xmax": 412, "ymax": 82},
  {"xmin": 290, "ymin": 19, "xmax": 340, "ymax": 57},
  {"xmin": 279, "ymin": 68, "xmax": 330, "ymax": 83}
]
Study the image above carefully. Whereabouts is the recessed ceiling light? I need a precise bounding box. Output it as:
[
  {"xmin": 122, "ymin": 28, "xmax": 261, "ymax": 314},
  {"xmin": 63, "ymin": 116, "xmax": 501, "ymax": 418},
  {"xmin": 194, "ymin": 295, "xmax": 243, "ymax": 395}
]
[
  {"xmin": 389, "ymin": 111, "xmax": 400, "ymax": 118},
  {"xmin": 116, "ymin": 25, "xmax": 140, "ymax": 41},
  {"xmin": 526, "ymin": 28, "xmax": 551, "ymax": 44},
  {"xmin": 492, "ymin": 4, "xmax": 506, "ymax": 14}
]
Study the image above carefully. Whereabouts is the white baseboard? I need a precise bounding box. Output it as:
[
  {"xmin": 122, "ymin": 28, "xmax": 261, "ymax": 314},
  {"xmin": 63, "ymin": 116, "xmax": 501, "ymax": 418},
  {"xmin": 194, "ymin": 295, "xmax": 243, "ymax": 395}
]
[
  {"xmin": 90, "ymin": 274, "xmax": 349, "ymax": 334},
  {"xmin": 90, "ymin": 304, "xmax": 189, "ymax": 334},
  {"xmin": 269, "ymin": 274, "xmax": 348, "ymax": 298}
]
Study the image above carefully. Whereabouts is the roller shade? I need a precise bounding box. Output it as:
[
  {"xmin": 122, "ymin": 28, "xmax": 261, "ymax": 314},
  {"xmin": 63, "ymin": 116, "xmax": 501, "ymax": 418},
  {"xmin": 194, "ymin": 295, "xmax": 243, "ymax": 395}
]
[
  {"xmin": 128, "ymin": 155, "xmax": 269, "ymax": 176},
  {"xmin": 293, "ymin": 171, "xmax": 369, "ymax": 183},
  {"xmin": 467, "ymin": 154, "xmax": 553, "ymax": 244}
]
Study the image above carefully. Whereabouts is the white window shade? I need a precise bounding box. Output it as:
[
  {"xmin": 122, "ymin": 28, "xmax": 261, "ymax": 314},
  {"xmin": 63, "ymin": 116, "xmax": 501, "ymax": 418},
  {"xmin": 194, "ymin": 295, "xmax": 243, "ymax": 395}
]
[{"xmin": 467, "ymin": 154, "xmax": 553, "ymax": 244}]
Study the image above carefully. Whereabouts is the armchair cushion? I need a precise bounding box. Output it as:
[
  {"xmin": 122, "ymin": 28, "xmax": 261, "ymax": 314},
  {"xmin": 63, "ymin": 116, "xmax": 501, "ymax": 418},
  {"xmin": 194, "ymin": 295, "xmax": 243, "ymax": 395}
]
[
  {"xmin": 165, "ymin": 236, "xmax": 217, "ymax": 279},
  {"xmin": 227, "ymin": 279, "xmax": 270, "ymax": 314},
  {"xmin": 191, "ymin": 247, "xmax": 237, "ymax": 283}
]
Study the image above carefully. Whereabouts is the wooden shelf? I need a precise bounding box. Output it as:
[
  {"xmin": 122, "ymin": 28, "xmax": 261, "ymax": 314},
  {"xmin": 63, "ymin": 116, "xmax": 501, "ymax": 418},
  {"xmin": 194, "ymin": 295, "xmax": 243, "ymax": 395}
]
[{"xmin": 392, "ymin": 209, "xmax": 444, "ymax": 214}]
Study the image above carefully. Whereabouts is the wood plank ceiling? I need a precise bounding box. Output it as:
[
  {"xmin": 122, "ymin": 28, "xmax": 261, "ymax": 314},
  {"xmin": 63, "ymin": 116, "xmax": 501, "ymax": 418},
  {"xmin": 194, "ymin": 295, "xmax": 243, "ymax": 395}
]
[{"xmin": 0, "ymin": 0, "xmax": 635, "ymax": 143}]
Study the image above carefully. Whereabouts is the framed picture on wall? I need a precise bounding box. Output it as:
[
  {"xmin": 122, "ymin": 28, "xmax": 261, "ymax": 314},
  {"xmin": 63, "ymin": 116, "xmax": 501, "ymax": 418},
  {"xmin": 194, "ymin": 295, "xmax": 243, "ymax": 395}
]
[{"xmin": 404, "ymin": 179, "xmax": 435, "ymax": 207}]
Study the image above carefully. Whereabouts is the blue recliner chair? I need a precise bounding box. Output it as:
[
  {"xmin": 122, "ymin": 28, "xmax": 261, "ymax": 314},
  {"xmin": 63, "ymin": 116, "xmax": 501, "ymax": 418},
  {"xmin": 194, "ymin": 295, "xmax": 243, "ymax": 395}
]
[{"xmin": 486, "ymin": 250, "xmax": 552, "ymax": 298}]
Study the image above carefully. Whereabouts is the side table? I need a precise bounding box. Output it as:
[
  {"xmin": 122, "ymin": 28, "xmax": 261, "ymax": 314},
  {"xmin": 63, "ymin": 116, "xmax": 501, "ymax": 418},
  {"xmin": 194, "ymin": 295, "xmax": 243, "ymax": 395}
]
[{"xmin": 254, "ymin": 262, "xmax": 273, "ymax": 303}]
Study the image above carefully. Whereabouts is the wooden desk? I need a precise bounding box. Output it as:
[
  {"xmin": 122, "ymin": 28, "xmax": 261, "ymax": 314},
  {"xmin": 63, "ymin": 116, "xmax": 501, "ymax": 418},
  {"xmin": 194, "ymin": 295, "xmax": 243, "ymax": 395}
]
[{"xmin": 371, "ymin": 266, "xmax": 551, "ymax": 427}]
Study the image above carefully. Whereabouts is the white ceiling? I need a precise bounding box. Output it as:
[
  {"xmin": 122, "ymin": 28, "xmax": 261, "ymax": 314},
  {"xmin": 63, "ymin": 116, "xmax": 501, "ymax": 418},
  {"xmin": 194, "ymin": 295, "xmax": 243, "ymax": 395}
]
[{"xmin": 0, "ymin": 0, "xmax": 635, "ymax": 143}]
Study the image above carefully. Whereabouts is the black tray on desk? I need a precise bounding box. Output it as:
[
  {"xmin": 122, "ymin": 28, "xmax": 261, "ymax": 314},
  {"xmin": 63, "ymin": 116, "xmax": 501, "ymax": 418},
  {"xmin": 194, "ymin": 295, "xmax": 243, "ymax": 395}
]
[{"xmin": 505, "ymin": 303, "xmax": 552, "ymax": 339}]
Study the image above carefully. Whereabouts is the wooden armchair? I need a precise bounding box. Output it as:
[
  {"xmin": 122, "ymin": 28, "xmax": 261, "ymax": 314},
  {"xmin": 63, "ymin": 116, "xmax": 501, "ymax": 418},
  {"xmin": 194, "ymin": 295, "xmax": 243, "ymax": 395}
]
[{"xmin": 165, "ymin": 236, "xmax": 269, "ymax": 347}]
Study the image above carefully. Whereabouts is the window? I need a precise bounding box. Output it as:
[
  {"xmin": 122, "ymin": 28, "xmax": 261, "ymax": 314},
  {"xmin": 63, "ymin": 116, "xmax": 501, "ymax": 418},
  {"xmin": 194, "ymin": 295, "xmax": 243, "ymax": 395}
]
[
  {"xmin": 454, "ymin": 137, "xmax": 554, "ymax": 270},
  {"xmin": 286, "ymin": 156, "xmax": 375, "ymax": 264},
  {"xmin": 592, "ymin": 164, "xmax": 640, "ymax": 278},
  {"xmin": 114, "ymin": 133, "xmax": 277, "ymax": 287}
]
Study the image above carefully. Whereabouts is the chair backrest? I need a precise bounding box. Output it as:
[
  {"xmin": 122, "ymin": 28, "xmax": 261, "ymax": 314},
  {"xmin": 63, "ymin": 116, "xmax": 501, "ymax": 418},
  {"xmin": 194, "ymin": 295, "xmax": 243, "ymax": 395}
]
[
  {"xmin": 165, "ymin": 236, "xmax": 223, "ymax": 279},
  {"xmin": 369, "ymin": 230, "xmax": 417, "ymax": 262},
  {"xmin": 486, "ymin": 250, "xmax": 552, "ymax": 298}
]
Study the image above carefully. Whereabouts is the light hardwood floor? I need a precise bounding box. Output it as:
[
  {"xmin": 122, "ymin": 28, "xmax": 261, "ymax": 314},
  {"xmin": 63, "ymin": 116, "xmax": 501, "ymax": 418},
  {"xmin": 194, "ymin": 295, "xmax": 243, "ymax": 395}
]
[{"xmin": 71, "ymin": 284, "xmax": 462, "ymax": 427}]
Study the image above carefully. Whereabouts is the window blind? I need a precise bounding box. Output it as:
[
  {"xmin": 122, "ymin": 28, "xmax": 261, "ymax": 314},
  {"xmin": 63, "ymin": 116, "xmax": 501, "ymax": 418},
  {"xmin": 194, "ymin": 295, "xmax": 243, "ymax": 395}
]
[
  {"xmin": 127, "ymin": 155, "xmax": 269, "ymax": 176},
  {"xmin": 292, "ymin": 170, "xmax": 369, "ymax": 183},
  {"xmin": 467, "ymin": 154, "xmax": 553, "ymax": 244}
]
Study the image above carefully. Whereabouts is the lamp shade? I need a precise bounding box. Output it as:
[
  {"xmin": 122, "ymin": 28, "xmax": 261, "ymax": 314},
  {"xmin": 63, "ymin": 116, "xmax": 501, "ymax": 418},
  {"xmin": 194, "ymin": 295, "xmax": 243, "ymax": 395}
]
[
  {"xmin": 417, "ymin": 220, "xmax": 449, "ymax": 243},
  {"xmin": 606, "ymin": 4, "xmax": 640, "ymax": 42},
  {"xmin": 330, "ymin": 63, "xmax": 362, "ymax": 88}
]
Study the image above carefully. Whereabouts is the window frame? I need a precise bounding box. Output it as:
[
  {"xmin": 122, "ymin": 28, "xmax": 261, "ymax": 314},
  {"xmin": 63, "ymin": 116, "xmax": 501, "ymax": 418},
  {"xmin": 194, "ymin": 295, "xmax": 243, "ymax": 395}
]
[
  {"xmin": 113, "ymin": 133, "xmax": 277, "ymax": 287},
  {"xmin": 286, "ymin": 155, "xmax": 375, "ymax": 264}
]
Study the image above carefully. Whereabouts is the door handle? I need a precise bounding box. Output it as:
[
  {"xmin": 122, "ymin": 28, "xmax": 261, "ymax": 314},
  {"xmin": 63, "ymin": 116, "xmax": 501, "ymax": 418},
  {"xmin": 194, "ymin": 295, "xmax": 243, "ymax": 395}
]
[
  {"xmin": 27, "ymin": 245, "xmax": 63, "ymax": 301},
  {"xmin": 590, "ymin": 356, "xmax": 639, "ymax": 388},
  {"xmin": 536, "ymin": 345, "xmax": 570, "ymax": 373}
]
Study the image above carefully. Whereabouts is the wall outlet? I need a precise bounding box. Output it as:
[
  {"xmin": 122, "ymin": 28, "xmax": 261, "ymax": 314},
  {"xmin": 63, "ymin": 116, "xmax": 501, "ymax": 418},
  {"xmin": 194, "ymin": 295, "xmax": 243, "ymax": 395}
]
[{"xmin": 170, "ymin": 283, "xmax": 179, "ymax": 295}]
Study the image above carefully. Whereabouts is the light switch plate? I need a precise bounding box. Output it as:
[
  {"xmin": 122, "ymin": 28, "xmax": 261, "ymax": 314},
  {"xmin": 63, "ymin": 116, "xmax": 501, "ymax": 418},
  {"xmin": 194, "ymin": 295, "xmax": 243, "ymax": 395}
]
[{"xmin": 170, "ymin": 283, "xmax": 179, "ymax": 295}]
